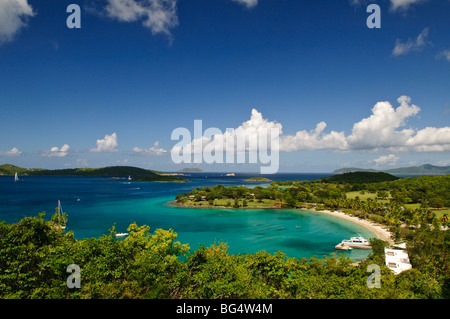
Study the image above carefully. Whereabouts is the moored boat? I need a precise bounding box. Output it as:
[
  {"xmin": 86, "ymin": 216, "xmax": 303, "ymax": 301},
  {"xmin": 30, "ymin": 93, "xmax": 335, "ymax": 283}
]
[
  {"xmin": 115, "ymin": 233, "xmax": 129, "ymax": 237},
  {"xmin": 341, "ymin": 236, "xmax": 371, "ymax": 249}
]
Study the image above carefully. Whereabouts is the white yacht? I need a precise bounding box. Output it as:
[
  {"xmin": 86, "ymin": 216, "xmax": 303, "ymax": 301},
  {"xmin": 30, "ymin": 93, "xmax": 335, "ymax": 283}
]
[
  {"xmin": 341, "ymin": 236, "xmax": 371, "ymax": 249},
  {"xmin": 115, "ymin": 233, "xmax": 129, "ymax": 237}
]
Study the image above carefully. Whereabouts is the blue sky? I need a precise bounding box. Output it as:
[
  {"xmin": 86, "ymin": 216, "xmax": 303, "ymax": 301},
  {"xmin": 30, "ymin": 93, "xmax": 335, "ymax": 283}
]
[{"xmin": 0, "ymin": 0, "xmax": 449, "ymax": 172}]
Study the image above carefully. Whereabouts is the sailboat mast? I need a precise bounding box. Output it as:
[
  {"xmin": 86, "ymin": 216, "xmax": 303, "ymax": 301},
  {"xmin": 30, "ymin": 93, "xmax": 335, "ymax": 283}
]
[{"xmin": 58, "ymin": 200, "xmax": 62, "ymax": 222}]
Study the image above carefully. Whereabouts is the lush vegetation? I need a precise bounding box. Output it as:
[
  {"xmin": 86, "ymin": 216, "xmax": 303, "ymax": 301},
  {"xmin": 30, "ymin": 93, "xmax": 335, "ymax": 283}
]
[
  {"xmin": 0, "ymin": 212, "xmax": 448, "ymax": 299},
  {"xmin": 0, "ymin": 164, "xmax": 187, "ymax": 182},
  {"xmin": 320, "ymin": 172, "xmax": 399, "ymax": 184},
  {"xmin": 175, "ymin": 174, "xmax": 450, "ymax": 229}
]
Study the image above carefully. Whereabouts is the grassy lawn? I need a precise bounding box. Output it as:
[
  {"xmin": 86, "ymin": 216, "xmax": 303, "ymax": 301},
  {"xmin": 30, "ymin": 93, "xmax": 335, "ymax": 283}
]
[
  {"xmin": 430, "ymin": 208, "xmax": 450, "ymax": 219},
  {"xmin": 346, "ymin": 191, "xmax": 378, "ymax": 200}
]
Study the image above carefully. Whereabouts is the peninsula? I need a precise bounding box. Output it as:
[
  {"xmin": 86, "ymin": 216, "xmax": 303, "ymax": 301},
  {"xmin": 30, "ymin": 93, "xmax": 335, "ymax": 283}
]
[
  {"xmin": 174, "ymin": 172, "xmax": 450, "ymax": 242},
  {"xmin": 178, "ymin": 168, "xmax": 204, "ymax": 173},
  {"xmin": 244, "ymin": 177, "xmax": 272, "ymax": 182},
  {"xmin": 0, "ymin": 164, "xmax": 189, "ymax": 182}
]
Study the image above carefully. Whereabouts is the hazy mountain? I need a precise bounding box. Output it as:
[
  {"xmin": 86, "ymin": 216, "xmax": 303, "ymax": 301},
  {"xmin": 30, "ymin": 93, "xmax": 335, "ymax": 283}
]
[{"xmin": 333, "ymin": 164, "xmax": 450, "ymax": 175}]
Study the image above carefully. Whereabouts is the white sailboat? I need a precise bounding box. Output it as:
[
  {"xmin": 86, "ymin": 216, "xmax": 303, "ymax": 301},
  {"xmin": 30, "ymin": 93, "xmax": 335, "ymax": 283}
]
[
  {"xmin": 14, "ymin": 172, "xmax": 19, "ymax": 182},
  {"xmin": 57, "ymin": 200, "xmax": 66, "ymax": 230},
  {"xmin": 115, "ymin": 232, "xmax": 129, "ymax": 237}
]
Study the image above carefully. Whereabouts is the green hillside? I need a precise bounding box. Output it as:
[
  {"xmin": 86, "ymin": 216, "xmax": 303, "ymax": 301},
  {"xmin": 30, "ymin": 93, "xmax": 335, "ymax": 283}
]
[
  {"xmin": 0, "ymin": 164, "xmax": 188, "ymax": 182},
  {"xmin": 321, "ymin": 172, "xmax": 399, "ymax": 184}
]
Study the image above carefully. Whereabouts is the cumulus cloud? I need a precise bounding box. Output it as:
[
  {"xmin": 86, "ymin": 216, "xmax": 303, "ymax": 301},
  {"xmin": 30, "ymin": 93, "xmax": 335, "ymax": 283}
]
[
  {"xmin": 172, "ymin": 109, "xmax": 282, "ymax": 158},
  {"xmin": 280, "ymin": 122, "xmax": 348, "ymax": 151},
  {"xmin": 371, "ymin": 154, "xmax": 400, "ymax": 167},
  {"xmin": 42, "ymin": 144, "xmax": 70, "ymax": 157},
  {"xmin": 0, "ymin": 147, "xmax": 22, "ymax": 156},
  {"xmin": 90, "ymin": 133, "xmax": 119, "ymax": 152},
  {"xmin": 347, "ymin": 96, "xmax": 420, "ymax": 150},
  {"xmin": 0, "ymin": 0, "xmax": 35, "ymax": 46},
  {"xmin": 172, "ymin": 96, "xmax": 450, "ymax": 156},
  {"xmin": 132, "ymin": 141, "xmax": 168, "ymax": 155},
  {"xmin": 231, "ymin": 0, "xmax": 258, "ymax": 8},
  {"xmin": 390, "ymin": 0, "xmax": 427, "ymax": 12},
  {"xmin": 105, "ymin": 0, "xmax": 178, "ymax": 37},
  {"xmin": 392, "ymin": 28, "xmax": 431, "ymax": 57}
]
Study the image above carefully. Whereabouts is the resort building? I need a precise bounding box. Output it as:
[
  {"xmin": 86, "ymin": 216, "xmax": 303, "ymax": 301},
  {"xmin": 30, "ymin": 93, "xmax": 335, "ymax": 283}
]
[{"xmin": 384, "ymin": 246, "xmax": 412, "ymax": 275}]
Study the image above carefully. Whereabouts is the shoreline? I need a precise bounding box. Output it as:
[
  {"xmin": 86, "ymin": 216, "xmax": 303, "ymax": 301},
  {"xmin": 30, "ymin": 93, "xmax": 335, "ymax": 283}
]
[
  {"xmin": 170, "ymin": 201, "xmax": 394, "ymax": 244},
  {"xmin": 312, "ymin": 209, "xmax": 394, "ymax": 245}
]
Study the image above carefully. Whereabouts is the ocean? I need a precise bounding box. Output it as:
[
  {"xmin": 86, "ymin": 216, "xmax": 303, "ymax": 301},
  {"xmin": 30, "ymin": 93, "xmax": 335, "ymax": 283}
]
[{"xmin": 0, "ymin": 172, "xmax": 375, "ymax": 260}]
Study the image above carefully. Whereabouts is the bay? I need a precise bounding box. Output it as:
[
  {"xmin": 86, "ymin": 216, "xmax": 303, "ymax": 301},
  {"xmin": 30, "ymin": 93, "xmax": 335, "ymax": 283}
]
[{"xmin": 0, "ymin": 173, "xmax": 374, "ymax": 260}]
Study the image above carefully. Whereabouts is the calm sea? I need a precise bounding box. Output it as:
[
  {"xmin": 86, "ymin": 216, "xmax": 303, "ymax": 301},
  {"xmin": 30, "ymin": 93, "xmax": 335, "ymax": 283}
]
[{"xmin": 0, "ymin": 172, "xmax": 375, "ymax": 260}]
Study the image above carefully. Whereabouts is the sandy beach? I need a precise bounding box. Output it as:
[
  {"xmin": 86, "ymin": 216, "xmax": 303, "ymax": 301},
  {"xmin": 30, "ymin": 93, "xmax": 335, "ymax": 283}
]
[{"xmin": 314, "ymin": 209, "xmax": 394, "ymax": 245}]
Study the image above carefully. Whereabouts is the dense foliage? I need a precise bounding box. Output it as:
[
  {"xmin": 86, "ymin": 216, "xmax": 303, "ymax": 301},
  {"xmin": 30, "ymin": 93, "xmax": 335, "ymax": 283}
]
[
  {"xmin": 0, "ymin": 164, "xmax": 187, "ymax": 182},
  {"xmin": 320, "ymin": 172, "xmax": 399, "ymax": 184},
  {"xmin": 0, "ymin": 213, "xmax": 448, "ymax": 299},
  {"xmin": 176, "ymin": 175, "xmax": 450, "ymax": 229}
]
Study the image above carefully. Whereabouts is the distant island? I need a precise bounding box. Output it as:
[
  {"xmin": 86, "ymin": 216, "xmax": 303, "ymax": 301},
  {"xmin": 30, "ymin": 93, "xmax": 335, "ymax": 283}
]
[
  {"xmin": 333, "ymin": 164, "xmax": 450, "ymax": 175},
  {"xmin": 177, "ymin": 168, "xmax": 205, "ymax": 173},
  {"xmin": 244, "ymin": 177, "xmax": 272, "ymax": 182},
  {"xmin": 0, "ymin": 164, "xmax": 188, "ymax": 183}
]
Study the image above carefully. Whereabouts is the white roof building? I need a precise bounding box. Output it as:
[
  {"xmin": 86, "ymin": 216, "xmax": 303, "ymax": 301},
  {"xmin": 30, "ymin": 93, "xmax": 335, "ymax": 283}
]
[{"xmin": 385, "ymin": 247, "xmax": 412, "ymax": 275}]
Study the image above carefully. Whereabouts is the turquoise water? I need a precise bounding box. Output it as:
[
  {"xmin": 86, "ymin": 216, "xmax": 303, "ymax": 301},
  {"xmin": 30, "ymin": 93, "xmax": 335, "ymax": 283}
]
[{"xmin": 0, "ymin": 173, "xmax": 374, "ymax": 260}]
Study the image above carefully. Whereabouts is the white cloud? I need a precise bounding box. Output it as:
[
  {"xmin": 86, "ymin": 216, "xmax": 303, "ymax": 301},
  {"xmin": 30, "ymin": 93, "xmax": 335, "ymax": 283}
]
[
  {"xmin": 172, "ymin": 109, "xmax": 282, "ymax": 158},
  {"xmin": 390, "ymin": 0, "xmax": 426, "ymax": 12},
  {"xmin": 436, "ymin": 159, "xmax": 450, "ymax": 167},
  {"xmin": 42, "ymin": 144, "xmax": 71, "ymax": 157},
  {"xmin": 105, "ymin": 0, "xmax": 178, "ymax": 37},
  {"xmin": 172, "ymin": 96, "xmax": 450, "ymax": 156},
  {"xmin": 231, "ymin": 0, "xmax": 258, "ymax": 8},
  {"xmin": 132, "ymin": 141, "xmax": 168, "ymax": 155},
  {"xmin": 371, "ymin": 154, "xmax": 400, "ymax": 167},
  {"xmin": 280, "ymin": 122, "xmax": 348, "ymax": 151},
  {"xmin": 347, "ymin": 96, "xmax": 420, "ymax": 150},
  {"xmin": 0, "ymin": 147, "xmax": 22, "ymax": 156},
  {"xmin": 436, "ymin": 50, "xmax": 450, "ymax": 62},
  {"xmin": 90, "ymin": 133, "xmax": 119, "ymax": 152},
  {"xmin": 392, "ymin": 28, "xmax": 431, "ymax": 57},
  {"xmin": 0, "ymin": 0, "xmax": 35, "ymax": 46}
]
